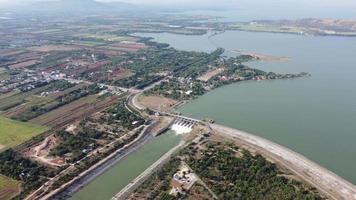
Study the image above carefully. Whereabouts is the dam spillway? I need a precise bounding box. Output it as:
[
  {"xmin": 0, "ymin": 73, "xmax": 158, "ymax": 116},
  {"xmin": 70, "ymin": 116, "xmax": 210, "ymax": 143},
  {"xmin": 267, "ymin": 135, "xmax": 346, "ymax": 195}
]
[{"xmin": 170, "ymin": 117, "xmax": 196, "ymax": 134}]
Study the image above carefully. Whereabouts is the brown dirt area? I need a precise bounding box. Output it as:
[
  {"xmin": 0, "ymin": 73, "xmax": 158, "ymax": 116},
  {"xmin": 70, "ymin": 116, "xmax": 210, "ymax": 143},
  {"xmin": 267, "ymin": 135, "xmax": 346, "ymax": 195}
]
[
  {"xmin": 21, "ymin": 134, "xmax": 66, "ymax": 167},
  {"xmin": 30, "ymin": 95, "xmax": 118, "ymax": 129},
  {"xmin": 0, "ymin": 50, "xmax": 26, "ymax": 57},
  {"xmin": 8, "ymin": 59, "xmax": 41, "ymax": 69},
  {"xmin": 233, "ymin": 49, "xmax": 290, "ymax": 61},
  {"xmin": 147, "ymin": 116, "xmax": 174, "ymax": 136},
  {"xmin": 28, "ymin": 45, "xmax": 82, "ymax": 52},
  {"xmin": 139, "ymin": 95, "xmax": 178, "ymax": 112},
  {"xmin": 108, "ymin": 68, "xmax": 134, "ymax": 80},
  {"xmin": 104, "ymin": 42, "xmax": 147, "ymax": 52},
  {"xmin": 198, "ymin": 68, "xmax": 224, "ymax": 82}
]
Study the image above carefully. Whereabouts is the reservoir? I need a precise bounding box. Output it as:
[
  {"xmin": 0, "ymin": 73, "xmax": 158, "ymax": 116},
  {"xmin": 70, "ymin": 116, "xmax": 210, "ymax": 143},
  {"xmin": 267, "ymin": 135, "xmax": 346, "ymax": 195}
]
[
  {"xmin": 70, "ymin": 131, "xmax": 181, "ymax": 200},
  {"xmin": 136, "ymin": 31, "xmax": 356, "ymax": 184}
]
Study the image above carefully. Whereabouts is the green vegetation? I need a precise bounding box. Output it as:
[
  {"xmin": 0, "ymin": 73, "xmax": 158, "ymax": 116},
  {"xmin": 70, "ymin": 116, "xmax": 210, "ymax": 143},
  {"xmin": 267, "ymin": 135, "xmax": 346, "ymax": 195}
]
[
  {"xmin": 131, "ymin": 139, "xmax": 321, "ymax": 200},
  {"xmin": 186, "ymin": 142, "xmax": 321, "ymax": 200},
  {"xmin": 50, "ymin": 131, "xmax": 97, "ymax": 162},
  {"xmin": 0, "ymin": 116, "xmax": 48, "ymax": 150},
  {"xmin": 0, "ymin": 80, "xmax": 73, "ymax": 112},
  {"xmin": 0, "ymin": 149, "xmax": 56, "ymax": 197},
  {"xmin": 75, "ymin": 34, "xmax": 137, "ymax": 42},
  {"xmin": 146, "ymin": 54, "xmax": 309, "ymax": 101},
  {"xmin": 130, "ymin": 158, "xmax": 181, "ymax": 199},
  {"xmin": 9, "ymin": 83, "xmax": 102, "ymax": 122},
  {"xmin": 50, "ymin": 100, "xmax": 144, "ymax": 162},
  {"xmin": 108, "ymin": 47, "xmax": 224, "ymax": 88},
  {"xmin": 105, "ymin": 101, "xmax": 145, "ymax": 129},
  {"xmin": 0, "ymin": 68, "xmax": 10, "ymax": 80}
]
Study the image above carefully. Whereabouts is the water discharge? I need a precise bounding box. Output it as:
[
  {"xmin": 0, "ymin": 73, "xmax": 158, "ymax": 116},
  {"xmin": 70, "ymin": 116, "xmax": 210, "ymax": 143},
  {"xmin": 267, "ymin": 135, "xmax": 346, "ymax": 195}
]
[{"xmin": 136, "ymin": 31, "xmax": 356, "ymax": 184}]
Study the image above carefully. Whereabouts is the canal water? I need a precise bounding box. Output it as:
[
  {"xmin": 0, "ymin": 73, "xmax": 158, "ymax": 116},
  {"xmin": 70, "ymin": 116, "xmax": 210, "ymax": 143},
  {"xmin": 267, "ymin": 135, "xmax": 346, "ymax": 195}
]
[
  {"xmin": 136, "ymin": 31, "xmax": 356, "ymax": 184},
  {"xmin": 70, "ymin": 131, "xmax": 181, "ymax": 200}
]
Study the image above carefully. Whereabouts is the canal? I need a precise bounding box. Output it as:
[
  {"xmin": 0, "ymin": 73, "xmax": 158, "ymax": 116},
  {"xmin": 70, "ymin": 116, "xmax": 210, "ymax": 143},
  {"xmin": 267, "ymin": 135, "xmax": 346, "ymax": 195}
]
[
  {"xmin": 136, "ymin": 30, "xmax": 356, "ymax": 184},
  {"xmin": 70, "ymin": 131, "xmax": 181, "ymax": 200}
]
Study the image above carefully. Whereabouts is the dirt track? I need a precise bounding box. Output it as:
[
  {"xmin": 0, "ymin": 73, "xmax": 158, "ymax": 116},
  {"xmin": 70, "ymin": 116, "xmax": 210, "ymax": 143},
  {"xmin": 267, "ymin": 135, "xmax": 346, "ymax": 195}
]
[{"xmin": 211, "ymin": 123, "xmax": 356, "ymax": 200}]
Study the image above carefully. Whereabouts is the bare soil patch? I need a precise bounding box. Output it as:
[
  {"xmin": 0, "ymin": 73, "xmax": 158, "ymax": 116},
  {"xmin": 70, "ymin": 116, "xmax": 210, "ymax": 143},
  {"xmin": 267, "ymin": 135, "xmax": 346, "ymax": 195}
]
[
  {"xmin": 28, "ymin": 45, "xmax": 82, "ymax": 52},
  {"xmin": 233, "ymin": 49, "xmax": 290, "ymax": 61},
  {"xmin": 108, "ymin": 68, "xmax": 134, "ymax": 80},
  {"xmin": 104, "ymin": 42, "xmax": 147, "ymax": 52},
  {"xmin": 30, "ymin": 95, "xmax": 118, "ymax": 129},
  {"xmin": 139, "ymin": 95, "xmax": 178, "ymax": 112},
  {"xmin": 198, "ymin": 68, "xmax": 224, "ymax": 82},
  {"xmin": 22, "ymin": 135, "xmax": 66, "ymax": 167},
  {"xmin": 8, "ymin": 59, "xmax": 41, "ymax": 69}
]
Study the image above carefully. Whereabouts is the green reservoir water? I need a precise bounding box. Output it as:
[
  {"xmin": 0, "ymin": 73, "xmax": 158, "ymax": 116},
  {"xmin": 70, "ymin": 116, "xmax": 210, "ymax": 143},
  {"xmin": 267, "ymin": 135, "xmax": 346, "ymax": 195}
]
[
  {"xmin": 136, "ymin": 31, "xmax": 356, "ymax": 184},
  {"xmin": 71, "ymin": 131, "xmax": 181, "ymax": 200}
]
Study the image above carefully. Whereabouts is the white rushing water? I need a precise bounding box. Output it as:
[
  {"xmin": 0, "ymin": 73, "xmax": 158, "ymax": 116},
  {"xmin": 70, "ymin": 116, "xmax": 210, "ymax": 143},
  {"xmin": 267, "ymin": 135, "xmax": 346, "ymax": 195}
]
[{"xmin": 170, "ymin": 123, "xmax": 193, "ymax": 135}]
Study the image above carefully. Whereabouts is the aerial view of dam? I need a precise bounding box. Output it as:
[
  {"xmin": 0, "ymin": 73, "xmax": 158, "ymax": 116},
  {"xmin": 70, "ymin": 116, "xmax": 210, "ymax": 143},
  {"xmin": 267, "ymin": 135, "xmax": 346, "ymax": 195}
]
[
  {"xmin": 2, "ymin": 0, "xmax": 356, "ymax": 200},
  {"xmin": 138, "ymin": 30, "xmax": 356, "ymax": 184}
]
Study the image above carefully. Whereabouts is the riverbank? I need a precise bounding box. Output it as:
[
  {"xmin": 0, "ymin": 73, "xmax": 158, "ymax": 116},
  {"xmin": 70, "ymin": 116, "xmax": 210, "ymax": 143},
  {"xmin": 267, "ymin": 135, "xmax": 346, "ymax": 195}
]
[
  {"xmin": 129, "ymin": 89, "xmax": 356, "ymax": 199},
  {"xmin": 70, "ymin": 131, "xmax": 181, "ymax": 200},
  {"xmin": 210, "ymin": 123, "xmax": 356, "ymax": 200},
  {"xmin": 111, "ymin": 140, "xmax": 187, "ymax": 200},
  {"xmin": 31, "ymin": 125, "xmax": 152, "ymax": 200}
]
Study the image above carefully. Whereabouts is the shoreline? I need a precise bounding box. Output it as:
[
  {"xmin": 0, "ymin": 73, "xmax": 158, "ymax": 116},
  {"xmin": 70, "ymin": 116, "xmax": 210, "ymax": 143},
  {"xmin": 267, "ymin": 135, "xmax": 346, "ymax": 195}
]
[
  {"xmin": 131, "ymin": 89, "xmax": 356, "ymax": 199},
  {"xmin": 210, "ymin": 123, "xmax": 356, "ymax": 200}
]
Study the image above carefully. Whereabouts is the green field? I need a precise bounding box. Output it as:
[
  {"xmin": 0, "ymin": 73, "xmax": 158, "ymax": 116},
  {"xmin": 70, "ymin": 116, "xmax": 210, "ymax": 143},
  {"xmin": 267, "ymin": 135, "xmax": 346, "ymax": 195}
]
[
  {"xmin": 0, "ymin": 175, "xmax": 21, "ymax": 200},
  {"xmin": 75, "ymin": 33, "xmax": 137, "ymax": 42},
  {"xmin": 0, "ymin": 68, "xmax": 9, "ymax": 80},
  {"xmin": 0, "ymin": 116, "xmax": 48, "ymax": 150}
]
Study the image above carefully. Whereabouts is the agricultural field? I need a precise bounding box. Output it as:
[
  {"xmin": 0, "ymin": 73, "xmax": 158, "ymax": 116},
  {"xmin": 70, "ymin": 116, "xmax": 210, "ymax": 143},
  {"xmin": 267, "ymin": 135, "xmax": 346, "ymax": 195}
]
[
  {"xmin": 0, "ymin": 175, "xmax": 21, "ymax": 200},
  {"xmin": 72, "ymin": 40, "xmax": 107, "ymax": 47},
  {"xmin": 229, "ymin": 23, "xmax": 304, "ymax": 34},
  {"xmin": 0, "ymin": 83, "xmax": 57, "ymax": 111},
  {"xmin": 0, "ymin": 68, "xmax": 10, "ymax": 80},
  {"xmin": 27, "ymin": 45, "xmax": 82, "ymax": 52},
  {"xmin": 0, "ymin": 81, "xmax": 103, "ymax": 122},
  {"xmin": 75, "ymin": 34, "xmax": 138, "ymax": 42},
  {"xmin": 30, "ymin": 94, "xmax": 119, "ymax": 128},
  {"xmin": 138, "ymin": 95, "xmax": 178, "ymax": 112},
  {"xmin": 30, "ymin": 29, "xmax": 63, "ymax": 34},
  {"xmin": 0, "ymin": 116, "xmax": 48, "ymax": 150}
]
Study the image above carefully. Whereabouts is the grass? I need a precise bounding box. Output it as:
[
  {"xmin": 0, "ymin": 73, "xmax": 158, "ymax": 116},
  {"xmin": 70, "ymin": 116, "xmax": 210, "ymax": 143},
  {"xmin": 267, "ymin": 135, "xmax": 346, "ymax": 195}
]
[
  {"xmin": 0, "ymin": 175, "xmax": 21, "ymax": 200},
  {"xmin": 75, "ymin": 33, "xmax": 137, "ymax": 42},
  {"xmin": 231, "ymin": 23, "xmax": 304, "ymax": 34},
  {"xmin": 0, "ymin": 84, "xmax": 51, "ymax": 111},
  {"xmin": 0, "ymin": 68, "xmax": 9, "ymax": 80},
  {"xmin": 0, "ymin": 116, "xmax": 48, "ymax": 150},
  {"xmin": 30, "ymin": 29, "xmax": 63, "ymax": 34}
]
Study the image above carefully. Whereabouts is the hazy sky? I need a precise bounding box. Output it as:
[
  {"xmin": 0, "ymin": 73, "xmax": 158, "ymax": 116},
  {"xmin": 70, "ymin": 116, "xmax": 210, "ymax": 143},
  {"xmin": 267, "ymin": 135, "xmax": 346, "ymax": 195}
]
[
  {"xmin": 0, "ymin": 0, "xmax": 356, "ymax": 6},
  {"xmin": 1, "ymin": 0, "xmax": 356, "ymax": 19}
]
